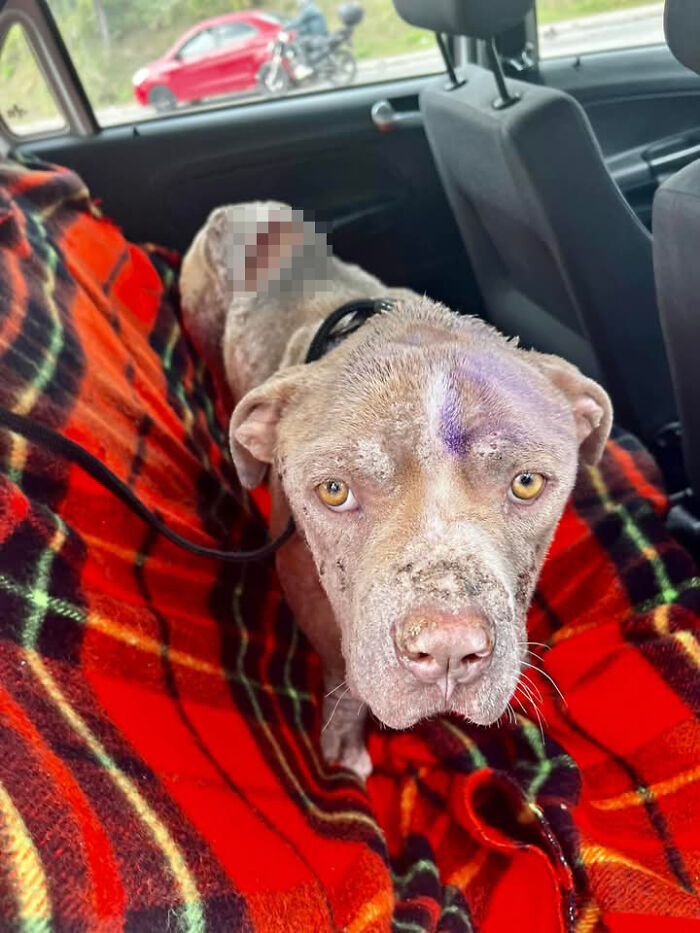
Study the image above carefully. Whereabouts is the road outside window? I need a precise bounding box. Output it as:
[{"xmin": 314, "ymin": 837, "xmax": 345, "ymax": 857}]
[
  {"xmin": 5, "ymin": 2, "xmax": 667, "ymax": 134},
  {"xmin": 539, "ymin": 0, "xmax": 664, "ymax": 58},
  {"xmin": 44, "ymin": 0, "xmax": 442, "ymax": 127}
]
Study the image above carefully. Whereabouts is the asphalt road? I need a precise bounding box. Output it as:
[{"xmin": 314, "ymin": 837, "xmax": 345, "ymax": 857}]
[{"xmin": 11, "ymin": 4, "xmax": 666, "ymax": 132}]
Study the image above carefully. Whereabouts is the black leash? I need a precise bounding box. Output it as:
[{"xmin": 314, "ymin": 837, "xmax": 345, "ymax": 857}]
[
  {"xmin": 0, "ymin": 405, "xmax": 295, "ymax": 563},
  {"xmin": 0, "ymin": 298, "xmax": 392, "ymax": 563}
]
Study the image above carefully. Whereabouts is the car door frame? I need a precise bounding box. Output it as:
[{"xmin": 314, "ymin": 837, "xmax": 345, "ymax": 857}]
[{"xmin": 0, "ymin": 0, "xmax": 98, "ymax": 146}]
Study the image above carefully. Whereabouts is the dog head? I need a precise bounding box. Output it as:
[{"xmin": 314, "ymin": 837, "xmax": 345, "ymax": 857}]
[{"xmin": 229, "ymin": 299, "xmax": 612, "ymax": 729}]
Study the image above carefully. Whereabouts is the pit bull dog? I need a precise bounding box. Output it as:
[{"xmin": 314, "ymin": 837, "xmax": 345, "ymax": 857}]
[{"xmin": 180, "ymin": 203, "xmax": 612, "ymax": 779}]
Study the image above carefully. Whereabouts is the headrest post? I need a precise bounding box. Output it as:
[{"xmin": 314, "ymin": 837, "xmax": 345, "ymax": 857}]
[
  {"xmin": 435, "ymin": 33, "xmax": 466, "ymax": 90},
  {"xmin": 486, "ymin": 37, "xmax": 521, "ymax": 110}
]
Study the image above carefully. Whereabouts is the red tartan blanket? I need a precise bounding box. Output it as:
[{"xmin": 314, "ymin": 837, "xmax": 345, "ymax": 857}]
[{"xmin": 0, "ymin": 157, "xmax": 698, "ymax": 932}]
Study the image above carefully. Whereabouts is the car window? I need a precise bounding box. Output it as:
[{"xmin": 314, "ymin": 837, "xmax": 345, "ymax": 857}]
[
  {"xmin": 178, "ymin": 28, "xmax": 216, "ymax": 60},
  {"xmin": 0, "ymin": 21, "xmax": 66, "ymax": 137},
  {"xmin": 214, "ymin": 23, "xmax": 258, "ymax": 50},
  {"xmin": 538, "ymin": 0, "xmax": 664, "ymax": 59},
  {"xmin": 256, "ymin": 13, "xmax": 285, "ymax": 27},
  {"xmin": 43, "ymin": 1, "xmax": 442, "ymax": 129}
]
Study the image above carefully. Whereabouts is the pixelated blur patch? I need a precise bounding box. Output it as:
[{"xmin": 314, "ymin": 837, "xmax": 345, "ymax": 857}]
[{"xmin": 222, "ymin": 202, "xmax": 333, "ymax": 299}]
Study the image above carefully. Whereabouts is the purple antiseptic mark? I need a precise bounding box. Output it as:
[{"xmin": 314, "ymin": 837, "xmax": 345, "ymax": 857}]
[{"xmin": 439, "ymin": 384, "xmax": 471, "ymax": 457}]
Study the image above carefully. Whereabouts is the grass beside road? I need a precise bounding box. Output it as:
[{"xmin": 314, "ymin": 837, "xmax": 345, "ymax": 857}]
[{"xmin": 538, "ymin": 0, "xmax": 659, "ymax": 22}]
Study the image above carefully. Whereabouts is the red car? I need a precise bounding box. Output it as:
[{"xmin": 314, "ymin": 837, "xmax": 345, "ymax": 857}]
[{"xmin": 132, "ymin": 11, "xmax": 285, "ymax": 110}]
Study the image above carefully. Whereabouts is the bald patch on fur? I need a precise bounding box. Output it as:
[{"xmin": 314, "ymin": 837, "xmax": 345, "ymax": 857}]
[{"xmin": 354, "ymin": 437, "xmax": 395, "ymax": 483}]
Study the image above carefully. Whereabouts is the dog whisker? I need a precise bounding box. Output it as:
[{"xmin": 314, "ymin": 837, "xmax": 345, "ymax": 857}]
[
  {"xmin": 531, "ymin": 703, "xmax": 546, "ymax": 748},
  {"xmin": 516, "ymin": 682, "xmax": 536, "ymax": 712},
  {"xmin": 515, "ymin": 680, "xmax": 548, "ymax": 746},
  {"xmin": 515, "ymin": 681, "xmax": 550, "ymax": 748},
  {"xmin": 324, "ymin": 680, "xmax": 347, "ymax": 699},
  {"xmin": 519, "ymin": 671, "xmax": 544, "ymax": 705},
  {"xmin": 526, "ymin": 650, "xmax": 547, "ymax": 665},
  {"xmin": 517, "ymin": 681, "xmax": 539, "ymax": 719},
  {"xmin": 522, "ymin": 661, "xmax": 567, "ymax": 707},
  {"xmin": 322, "ymin": 686, "xmax": 351, "ymax": 734}
]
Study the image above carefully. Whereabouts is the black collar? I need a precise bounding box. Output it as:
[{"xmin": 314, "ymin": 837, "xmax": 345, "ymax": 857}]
[{"xmin": 304, "ymin": 298, "xmax": 396, "ymax": 363}]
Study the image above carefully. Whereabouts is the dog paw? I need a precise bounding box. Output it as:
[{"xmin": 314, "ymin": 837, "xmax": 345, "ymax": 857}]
[
  {"xmin": 339, "ymin": 742, "xmax": 373, "ymax": 781},
  {"xmin": 321, "ymin": 726, "xmax": 372, "ymax": 781}
]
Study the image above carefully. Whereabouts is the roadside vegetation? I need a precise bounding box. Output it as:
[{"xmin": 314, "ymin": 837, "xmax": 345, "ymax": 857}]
[
  {"xmin": 2, "ymin": 0, "xmax": 661, "ymax": 122},
  {"xmin": 538, "ymin": 0, "xmax": 658, "ymax": 21}
]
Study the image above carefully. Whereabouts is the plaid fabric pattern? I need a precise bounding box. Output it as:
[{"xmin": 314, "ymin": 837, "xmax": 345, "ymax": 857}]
[{"xmin": 0, "ymin": 157, "xmax": 698, "ymax": 932}]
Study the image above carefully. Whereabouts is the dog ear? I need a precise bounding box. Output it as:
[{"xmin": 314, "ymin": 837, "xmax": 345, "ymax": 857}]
[
  {"xmin": 229, "ymin": 365, "xmax": 309, "ymax": 489},
  {"xmin": 202, "ymin": 201, "xmax": 329, "ymax": 297},
  {"xmin": 528, "ymin": 352, "xmax": 613, "ymax": 465}
]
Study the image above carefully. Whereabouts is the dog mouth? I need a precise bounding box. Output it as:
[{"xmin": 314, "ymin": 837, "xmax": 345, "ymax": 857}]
[
  {"xmin": 348, "ymin": 650, "xmax": 517, "ymax": 732},
  {"xmin": 347, "ymin": 610, "xmax": 523, "ymax": 730},
  {"xmin": 347, "ymin": 558, "xmax": 524, "ymax": 731}
]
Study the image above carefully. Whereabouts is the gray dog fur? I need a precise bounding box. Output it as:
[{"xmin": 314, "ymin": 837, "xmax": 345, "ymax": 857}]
[{"xmin": 180, "ymin": 202, "xmax": 612, "ymax": 779}]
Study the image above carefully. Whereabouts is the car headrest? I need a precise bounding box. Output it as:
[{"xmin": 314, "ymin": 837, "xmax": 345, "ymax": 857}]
[
  {"xmin": 392, "ymin": 0, "xmax": 534, "ymax": 40},
  {"xmin": 665, "ymin": 0, "xmax": 700, "ymax": 76}
]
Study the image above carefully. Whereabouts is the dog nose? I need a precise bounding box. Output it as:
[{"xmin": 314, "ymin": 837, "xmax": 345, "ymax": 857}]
[{"xmin": 396, "ymin": 609, "xmax": 493, "ymax": 685}]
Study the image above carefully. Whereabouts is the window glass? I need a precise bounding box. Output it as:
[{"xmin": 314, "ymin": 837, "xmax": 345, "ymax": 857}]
[
  {"xmin": 179, "ymin": 29, "xmax": 216, "ymax": 59},
  {"xmin": 45, "ymin": 1, "xmax": 442, "ymax": 128},
  {"xmin": 256, "ymin": 13, "xmax": 285, "ymax": 27},
  {"xmin": 538, "ymin": 1, "xmax": 665, "ymax": 59},
  {"xmin": 0, "ymin": 22, "xmax": 66, "ymax": 136},
  {"xmin": 214, "ymin": 23, "xmax": 258, "ymax": 49}
]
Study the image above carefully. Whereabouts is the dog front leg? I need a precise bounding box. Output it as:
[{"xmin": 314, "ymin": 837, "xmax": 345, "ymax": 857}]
[
  {"xmin": 275, "ymin": 531, "xmax": 372, "ymax": 780},
  {"xmin": 321, "ymin": 675, "xmax": 372, "ymax": 781}
]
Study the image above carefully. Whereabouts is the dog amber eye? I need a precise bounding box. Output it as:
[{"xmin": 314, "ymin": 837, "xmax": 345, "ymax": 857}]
[
  {"xmin": 316, "ymin": 480, "xmax": 356, "ymax": 512},
  {"xmin": 511, "ymin": 472, "xmax": 546, "ymax": 501},
  {"xmin": 318, "ymin": 480, "xmax": 348, "ymax": 507}
]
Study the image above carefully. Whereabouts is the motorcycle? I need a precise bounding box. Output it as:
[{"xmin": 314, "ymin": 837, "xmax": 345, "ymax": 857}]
[{"xmin": 257, "ymin": 3, "xmax": 363, "ymax": 97}]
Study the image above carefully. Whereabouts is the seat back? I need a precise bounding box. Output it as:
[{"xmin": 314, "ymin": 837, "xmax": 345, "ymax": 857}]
[
  {"xmin": 653, "ymin": 0, "xmax": 700, "ymax": 497},
  {"xmin": 393, "ymin": 0, "xmax": 677, "ymax": 443},
  {"xmin": 654, "ymin": 162, "xmax": 700, "ymax": 498}
]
